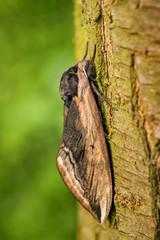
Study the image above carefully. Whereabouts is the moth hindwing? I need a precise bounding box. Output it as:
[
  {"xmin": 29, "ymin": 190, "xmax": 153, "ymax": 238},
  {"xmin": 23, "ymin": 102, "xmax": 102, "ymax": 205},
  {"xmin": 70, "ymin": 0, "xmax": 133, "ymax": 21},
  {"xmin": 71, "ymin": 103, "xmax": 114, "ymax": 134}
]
[{"xmin": 57, "ymin": 43, "xmax": 112, "ymax": 223}]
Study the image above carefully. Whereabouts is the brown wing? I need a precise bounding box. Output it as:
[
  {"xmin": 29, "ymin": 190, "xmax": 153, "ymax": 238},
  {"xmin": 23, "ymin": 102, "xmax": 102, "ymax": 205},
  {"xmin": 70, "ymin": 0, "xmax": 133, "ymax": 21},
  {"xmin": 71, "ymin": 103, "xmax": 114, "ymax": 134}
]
[{"xmin": 57, "ymin": 84, "xmax": 112, "ymax": 223}]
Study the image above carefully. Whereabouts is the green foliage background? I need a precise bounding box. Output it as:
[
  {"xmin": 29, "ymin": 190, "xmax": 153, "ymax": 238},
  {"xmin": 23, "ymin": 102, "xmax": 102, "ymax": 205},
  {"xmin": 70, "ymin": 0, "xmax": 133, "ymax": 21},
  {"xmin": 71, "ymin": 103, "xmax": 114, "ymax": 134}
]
[{"xmin": 0, "ymin": 0, "xmax": 76, "ymax": 239}]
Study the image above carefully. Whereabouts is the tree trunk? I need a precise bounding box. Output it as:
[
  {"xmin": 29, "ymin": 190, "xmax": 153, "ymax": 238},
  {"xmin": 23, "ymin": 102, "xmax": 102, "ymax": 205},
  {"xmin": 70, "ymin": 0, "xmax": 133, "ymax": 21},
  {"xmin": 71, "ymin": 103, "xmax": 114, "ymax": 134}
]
[{"xmin": 74, "ymin": 0, "xmax": 160, "ymax": 239}]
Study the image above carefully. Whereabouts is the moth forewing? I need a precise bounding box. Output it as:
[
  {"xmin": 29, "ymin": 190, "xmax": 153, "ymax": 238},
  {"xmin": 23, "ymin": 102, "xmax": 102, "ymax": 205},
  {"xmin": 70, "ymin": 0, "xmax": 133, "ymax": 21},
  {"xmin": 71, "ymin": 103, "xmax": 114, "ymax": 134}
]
[
  {"xmin": 57, "ymin": 45, "xmax": 113, "ymax": 223},
  {"xmin": 77, "ymin": 66, "xmax": 112, "ymax": 223}
]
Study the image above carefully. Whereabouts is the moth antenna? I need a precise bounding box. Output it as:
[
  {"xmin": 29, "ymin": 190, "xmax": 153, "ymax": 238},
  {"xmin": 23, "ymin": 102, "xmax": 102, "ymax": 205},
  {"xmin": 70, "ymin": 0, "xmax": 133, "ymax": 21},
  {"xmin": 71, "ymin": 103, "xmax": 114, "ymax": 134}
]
[
  {"xmin": 91, "ymin": 81, "xmax": 117, "ymax": 110},
  {"xmin": 91, "ymin": 45, "xmax": 96, "ymax": 63},
  {"xmin": 82, "ymin": 42, "xmax": 89, "ymax": 61}
]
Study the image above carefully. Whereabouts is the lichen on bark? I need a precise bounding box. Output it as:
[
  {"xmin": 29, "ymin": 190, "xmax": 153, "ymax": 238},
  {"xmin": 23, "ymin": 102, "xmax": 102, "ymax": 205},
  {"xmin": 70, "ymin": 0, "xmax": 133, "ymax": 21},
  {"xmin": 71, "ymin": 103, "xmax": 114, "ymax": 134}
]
[{"xmin": 74, "ymin": 0, "xmax": 160, "ymax": 239}]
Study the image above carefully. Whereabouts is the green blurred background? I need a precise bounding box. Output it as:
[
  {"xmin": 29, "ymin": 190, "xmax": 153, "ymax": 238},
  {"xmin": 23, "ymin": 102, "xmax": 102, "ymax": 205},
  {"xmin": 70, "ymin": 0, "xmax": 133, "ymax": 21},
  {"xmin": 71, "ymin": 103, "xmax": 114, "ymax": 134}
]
[{"xmin": 0, "ymin": 0, "xmax": 76, "ymax": 239}]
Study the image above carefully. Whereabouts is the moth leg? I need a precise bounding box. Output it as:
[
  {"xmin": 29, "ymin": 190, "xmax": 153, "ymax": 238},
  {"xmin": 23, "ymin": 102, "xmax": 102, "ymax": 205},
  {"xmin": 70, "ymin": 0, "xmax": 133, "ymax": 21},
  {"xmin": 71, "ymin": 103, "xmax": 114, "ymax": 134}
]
[
  {"xmin": 89, "ymin": 76, "xmax": 97, "ymax": 83},
  {"xmin": 90, "ymin": 81, "xmax": 117, "ymax": 111}
]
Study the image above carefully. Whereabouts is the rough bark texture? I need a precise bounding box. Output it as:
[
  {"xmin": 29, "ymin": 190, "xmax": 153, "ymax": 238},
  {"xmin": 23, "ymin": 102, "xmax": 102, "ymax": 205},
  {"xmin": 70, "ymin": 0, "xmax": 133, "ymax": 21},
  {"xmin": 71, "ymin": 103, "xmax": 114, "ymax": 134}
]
[{"xmin": 74, "ymin": 0, "xmax": 160, "ymax": 239}]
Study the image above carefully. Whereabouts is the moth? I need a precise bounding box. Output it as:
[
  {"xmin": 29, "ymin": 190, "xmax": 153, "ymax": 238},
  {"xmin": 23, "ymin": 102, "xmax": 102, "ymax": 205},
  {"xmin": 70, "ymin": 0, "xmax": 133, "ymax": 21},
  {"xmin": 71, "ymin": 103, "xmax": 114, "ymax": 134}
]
[{"xmin": 57, "ymin": 43, "xmax": 113, "ymax": 223}]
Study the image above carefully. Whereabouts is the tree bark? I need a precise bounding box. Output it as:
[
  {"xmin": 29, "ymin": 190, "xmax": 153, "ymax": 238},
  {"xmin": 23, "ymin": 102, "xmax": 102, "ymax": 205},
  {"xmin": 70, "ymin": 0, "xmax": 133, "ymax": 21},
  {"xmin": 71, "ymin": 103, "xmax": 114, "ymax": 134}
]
[{"xmin": 74, "ymin": 0, "xmax": 160, "ymax": 239}]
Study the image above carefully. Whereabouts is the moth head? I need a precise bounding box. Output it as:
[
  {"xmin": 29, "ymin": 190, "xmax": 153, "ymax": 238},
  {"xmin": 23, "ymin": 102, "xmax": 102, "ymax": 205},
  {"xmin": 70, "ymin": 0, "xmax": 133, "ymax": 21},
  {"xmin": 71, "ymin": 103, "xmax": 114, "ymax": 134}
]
[
  {"xmin": 59, "ymin": 43, "xmax": 96, "ymax": 106},
  {"xmin": 60, "ymin": 66, "xmax": 78, "ymax": 105}
]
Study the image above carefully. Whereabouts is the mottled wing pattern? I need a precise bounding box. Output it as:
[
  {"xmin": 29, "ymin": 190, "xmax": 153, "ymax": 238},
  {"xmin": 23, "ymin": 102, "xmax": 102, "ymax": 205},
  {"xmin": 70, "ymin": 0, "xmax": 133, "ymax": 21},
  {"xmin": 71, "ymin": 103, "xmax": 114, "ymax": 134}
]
[{"xmin": 57, "ymin": 87, "xmax": 112, "ymax": 223}]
